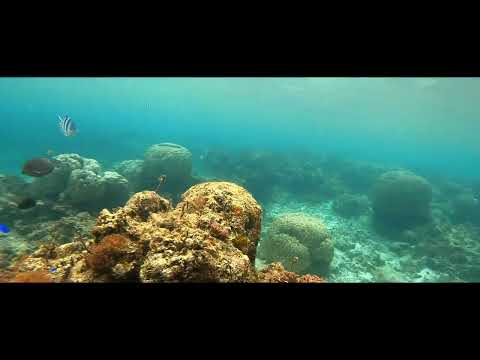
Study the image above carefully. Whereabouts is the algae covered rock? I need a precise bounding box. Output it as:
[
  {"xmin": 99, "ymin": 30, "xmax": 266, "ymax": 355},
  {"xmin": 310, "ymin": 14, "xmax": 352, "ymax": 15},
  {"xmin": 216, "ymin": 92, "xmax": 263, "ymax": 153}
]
[
  {"xmin": 371, "ymin": 170, "xmax": 433, "ymax": 230},
  {"xmin": 258, "ymin": 212, "xmax": 334, "ymax": 275}
]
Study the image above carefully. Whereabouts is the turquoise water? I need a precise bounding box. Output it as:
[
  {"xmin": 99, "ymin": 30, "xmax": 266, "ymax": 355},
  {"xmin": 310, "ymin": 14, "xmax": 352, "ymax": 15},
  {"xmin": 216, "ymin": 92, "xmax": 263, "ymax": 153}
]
[
  {"xmin": 1, "ymin": 77, "xmax": 479, "ymax": 177},
  {"xmin": 1, "ymin": 77, "xmax": 480, "ymax": 282}
]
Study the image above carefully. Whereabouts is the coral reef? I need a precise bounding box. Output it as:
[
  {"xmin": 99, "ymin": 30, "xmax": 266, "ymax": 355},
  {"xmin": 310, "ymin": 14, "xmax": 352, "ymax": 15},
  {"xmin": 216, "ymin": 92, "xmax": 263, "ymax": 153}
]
[
  {"xmin": 8, "ymin": 182, "xmax": 322, "ymax": 283},
  {"xmin": 371, "ymin": 170, "xmax": 433, "ymax": 231},
  {"xmin": 5, "ymin": 146, "xmax": 480, "ymax": 283},
  {"xmin": 0, "ymin": 211, "xmax": 95, "ymax": 268},
  {"xmin": 332, "ymin": 193, "xmax": 370, "ymax": 218},
  {"xmin": 258, "ymin": 212, "xmax": 334, "ymax": 275},
  {"xmin": 203, "ymin": 150, "xmax": 331, "ymax": 203}
]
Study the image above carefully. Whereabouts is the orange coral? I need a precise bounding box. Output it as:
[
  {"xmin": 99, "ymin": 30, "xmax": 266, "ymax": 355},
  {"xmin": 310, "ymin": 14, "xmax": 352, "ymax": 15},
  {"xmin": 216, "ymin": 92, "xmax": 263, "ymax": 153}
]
[
  {"xmin": 257, "ymin": 263, "xmax": 326, "ymax": 283},
  {"xmin": 85, "ymin": 234, "xmax": 130, "ymax": 273},
  {"xmin": 12, "ymin": 271, "xmax": 53, "ymax": 283}
]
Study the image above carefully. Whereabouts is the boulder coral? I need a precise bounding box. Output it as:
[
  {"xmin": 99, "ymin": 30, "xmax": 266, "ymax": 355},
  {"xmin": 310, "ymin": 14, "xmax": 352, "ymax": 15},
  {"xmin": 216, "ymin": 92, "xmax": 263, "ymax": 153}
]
[
  {"xmin": 29, "ymin": 153, "xmax": 85, "ymax": 199},
  {"xmin": 61, "ymin": 169, "xmax": 129, "ymax": 211},
  {"xmin": 7, "ymin": 182, "xmax": 324, "ymax": 283},
  {"xmin": 28, "ymin": 153, "xmax": 128, "ymax": 211},
  {"xmin": 258, "ymin": 212, "xmax": 334, "ymax": 275},
  {"xmin": 371, "ymin": 170, "xmax": 433, "ymax": 230},
  {"xmin": 142, "ymin": 143, "xmax": 193, "ymax": 192},
  {"xmin": 112, "ymin": 160, "xmax": 145, "ymax": 192}
]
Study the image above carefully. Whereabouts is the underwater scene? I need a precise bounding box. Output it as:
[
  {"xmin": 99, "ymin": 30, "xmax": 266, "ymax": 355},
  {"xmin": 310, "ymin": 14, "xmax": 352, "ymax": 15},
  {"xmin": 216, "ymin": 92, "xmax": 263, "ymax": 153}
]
[{"xmin": 1, "ymin": 77, "xmax": 479, "ymax": 283}]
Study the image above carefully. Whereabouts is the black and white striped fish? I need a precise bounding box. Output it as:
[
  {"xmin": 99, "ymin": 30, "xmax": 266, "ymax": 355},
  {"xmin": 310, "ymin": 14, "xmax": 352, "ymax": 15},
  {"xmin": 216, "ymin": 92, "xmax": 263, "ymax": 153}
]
[{"xmin": 58, "ymin": 115, "xmax": 78, "ymax": 137}]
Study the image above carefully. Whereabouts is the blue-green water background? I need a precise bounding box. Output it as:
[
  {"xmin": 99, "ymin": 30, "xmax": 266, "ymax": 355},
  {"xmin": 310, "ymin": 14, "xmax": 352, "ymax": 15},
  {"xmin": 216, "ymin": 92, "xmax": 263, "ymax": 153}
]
[{"xmin": 1, "ymin": 77, "xmax": 479, "ymax": 181}]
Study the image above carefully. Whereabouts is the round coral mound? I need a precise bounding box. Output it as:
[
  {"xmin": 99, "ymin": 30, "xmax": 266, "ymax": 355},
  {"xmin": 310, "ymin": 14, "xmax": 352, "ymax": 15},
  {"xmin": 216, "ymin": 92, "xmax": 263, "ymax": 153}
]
[
  {"xmin": 371, "ymin": 170, "xmax": 432, "ymax": 230},
  {"xmin": 258, "ymin": 212, "xmax": 334, "ymax": 275},
  {"xmin": 143, "ymin": 143, "xmax": 192, "ymax": 189}
]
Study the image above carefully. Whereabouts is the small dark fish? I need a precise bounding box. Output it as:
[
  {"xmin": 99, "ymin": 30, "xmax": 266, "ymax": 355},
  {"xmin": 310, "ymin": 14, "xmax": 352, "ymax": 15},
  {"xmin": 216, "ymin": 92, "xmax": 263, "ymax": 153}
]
[
  {"xmin": 22, "ymin": 157, "xmax": 55, "ymax": 177},
  {"xmin": 17, "ymin": 197, "xmax": 37, "ymax": 210},
  {"xmin": 155, "ymin": 175, "xmax": 167, "ymax": 193},
  {"xmin": 49, "ymin": 266, "xmax": 57, "ymax": 273},
  {"xmin": 0, "ymin": 224, "xmax": 11, "ymax": 234},
  {"xmin": 58, "ymin": 114, "xmax": 78, "ymax": 137}
]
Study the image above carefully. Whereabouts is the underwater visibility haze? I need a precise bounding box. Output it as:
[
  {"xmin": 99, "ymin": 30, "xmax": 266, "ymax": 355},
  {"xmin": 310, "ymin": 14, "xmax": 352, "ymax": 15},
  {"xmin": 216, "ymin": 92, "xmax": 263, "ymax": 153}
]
[{"xmin": 0, "ymin": 77, "xmax": 479, "ymax": 283}]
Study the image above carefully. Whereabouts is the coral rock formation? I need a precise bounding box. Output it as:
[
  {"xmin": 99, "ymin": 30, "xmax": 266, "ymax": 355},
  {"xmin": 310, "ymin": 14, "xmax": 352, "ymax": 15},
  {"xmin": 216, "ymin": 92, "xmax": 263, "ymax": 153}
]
[
  {"xmin": 6, "ymin": 182, "xmax": 321, "ymax": 283},
  {"xmin": 371, "ymin": 170, "xmax": 433, "ymax": 230},
  {"xmin": 61, "ymin": 169, "xmax": 129, "ymax": 211},
  {"xmin": 258, "ymin": 212, "xmax": 334, "ymax": 275},
  {"xmin": 143, "ymin": 143, "xmax": 192, "ymax": 194},
  {"xmin": 27, "ymin": 153, "xmax": 129, "ymax": 212},
  {"xmin": 113, "ymin": 159, "xmax": 145, "ymax": 192},
  {"xmin": 29, "ymin": 153, "xmax": 85, "ymax": 199}
]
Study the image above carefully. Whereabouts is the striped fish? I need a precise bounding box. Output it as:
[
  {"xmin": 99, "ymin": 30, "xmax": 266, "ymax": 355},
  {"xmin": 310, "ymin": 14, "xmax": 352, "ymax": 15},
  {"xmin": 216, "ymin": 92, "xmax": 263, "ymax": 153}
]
[{"xmin": 58, "ymin": 115, "xmax": 78, "ymax": 137}]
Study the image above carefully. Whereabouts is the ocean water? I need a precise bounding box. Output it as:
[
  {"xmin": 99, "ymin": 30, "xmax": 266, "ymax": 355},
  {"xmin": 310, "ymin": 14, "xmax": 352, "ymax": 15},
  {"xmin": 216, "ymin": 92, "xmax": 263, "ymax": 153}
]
[{"xmin": 1, "ymin": 77, "xmax": 480, "ymax": 283}]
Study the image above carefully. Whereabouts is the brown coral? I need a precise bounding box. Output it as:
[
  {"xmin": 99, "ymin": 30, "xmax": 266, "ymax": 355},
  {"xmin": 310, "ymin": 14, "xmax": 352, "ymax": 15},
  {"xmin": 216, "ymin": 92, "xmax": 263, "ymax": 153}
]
[{"xmin": 85, "ymin": 234, "xmax": 131, "ymax": 273}]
